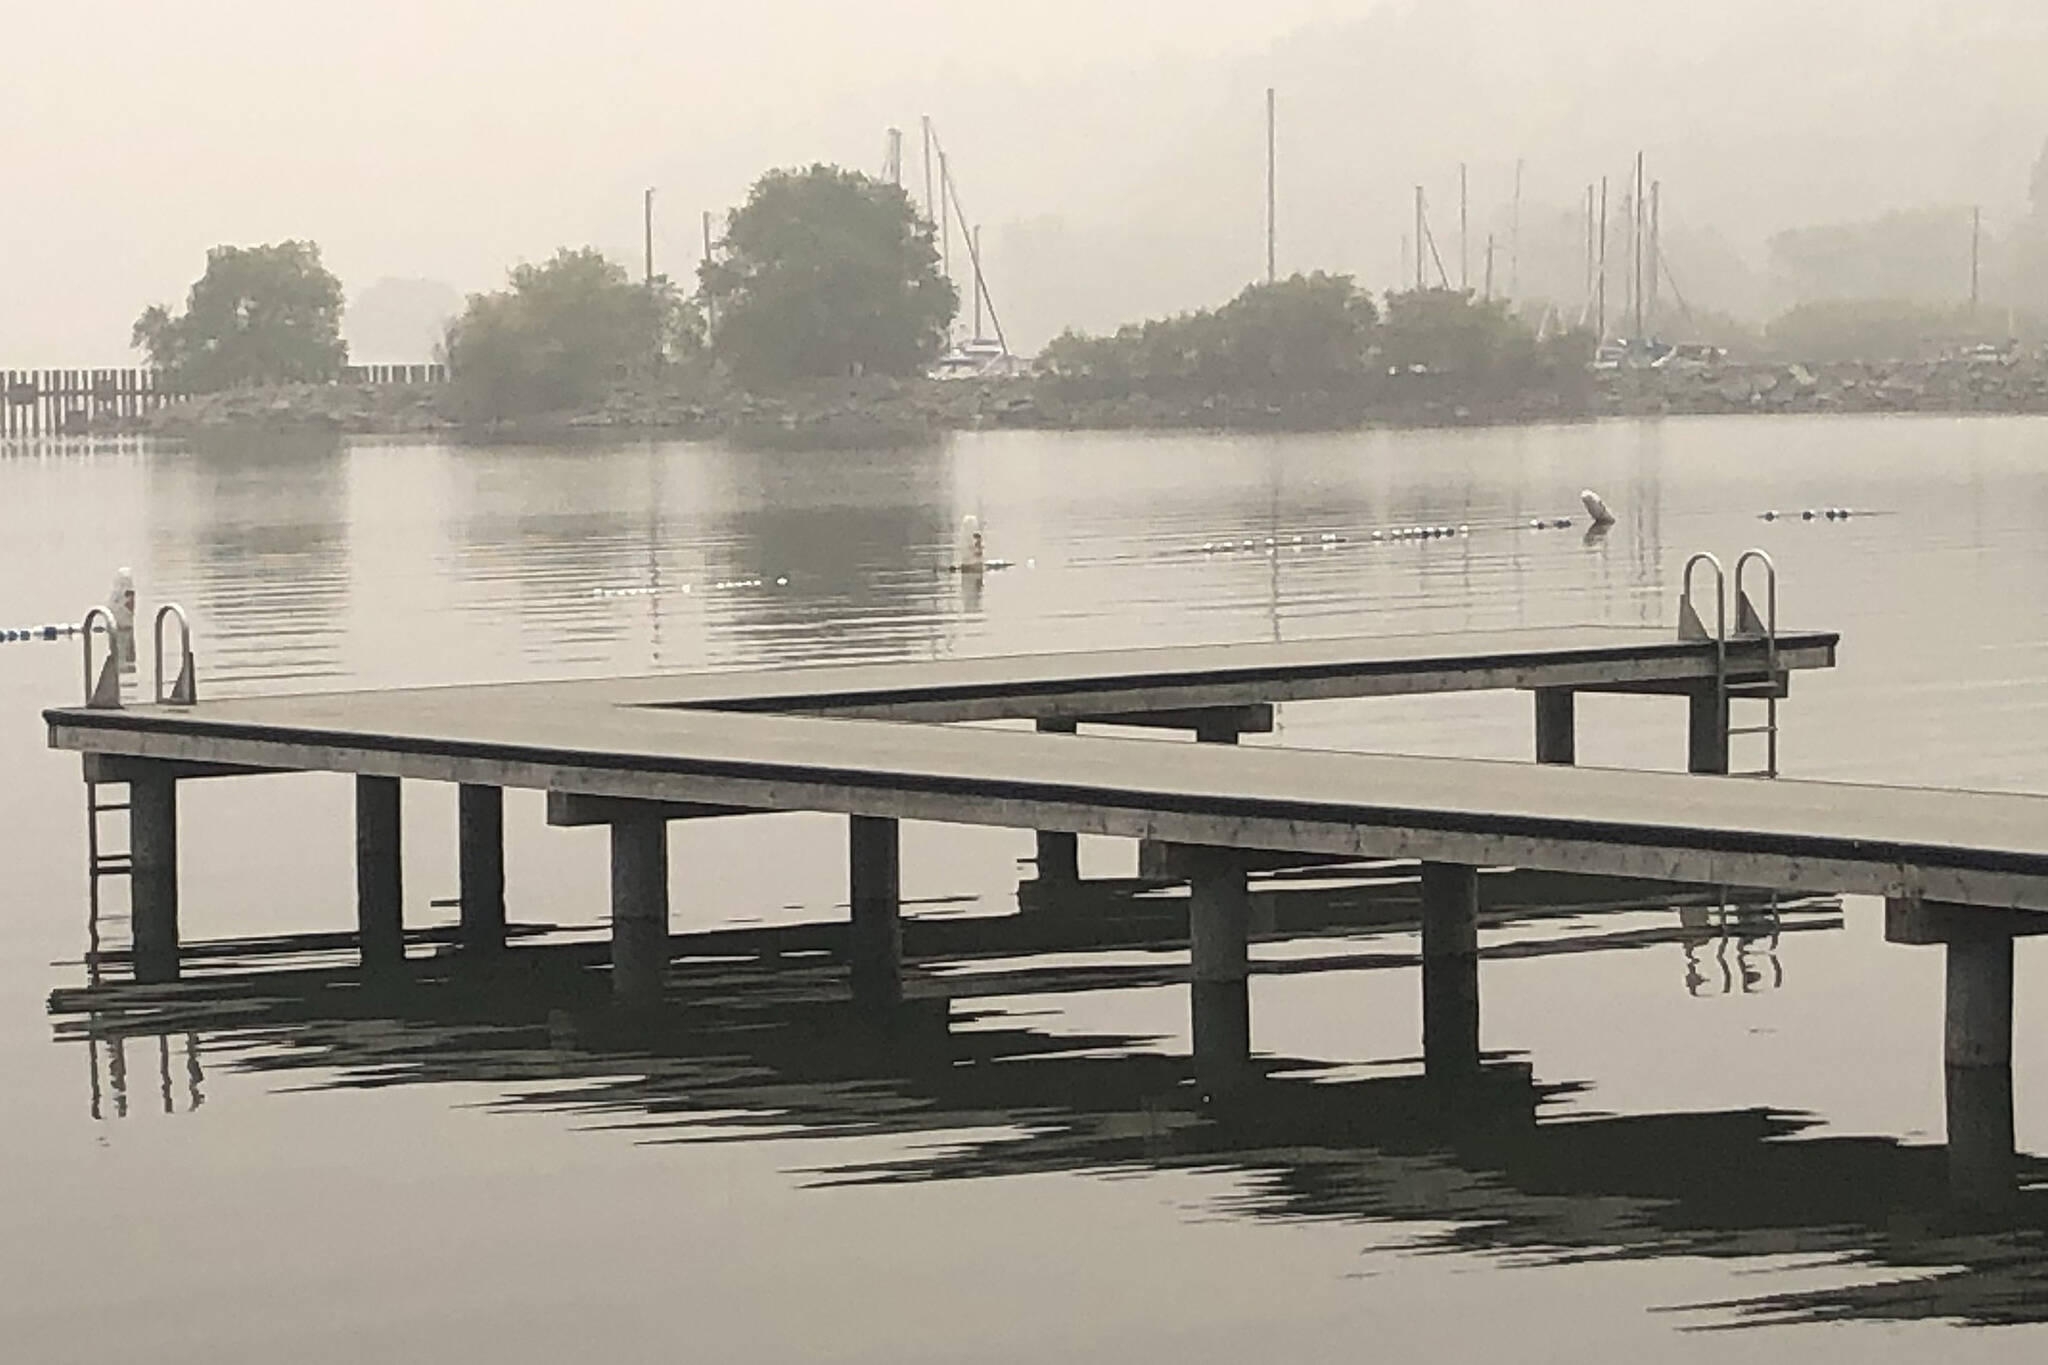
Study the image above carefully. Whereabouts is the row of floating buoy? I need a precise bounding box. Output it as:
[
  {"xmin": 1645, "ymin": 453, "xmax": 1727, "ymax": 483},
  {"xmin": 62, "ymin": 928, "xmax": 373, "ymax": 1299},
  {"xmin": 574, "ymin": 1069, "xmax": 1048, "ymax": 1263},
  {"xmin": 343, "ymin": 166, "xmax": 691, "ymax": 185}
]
[
  {"xmin": 1, "ymin": 624, "xmax": 80, "ymax": 643},
  {"xmin": 592, "ymin": 576, "xmax": 790, "ymax": 599},
  {"xmin": 1760, "ymin": 508, "xmax": 1858, "ymax": 521}
]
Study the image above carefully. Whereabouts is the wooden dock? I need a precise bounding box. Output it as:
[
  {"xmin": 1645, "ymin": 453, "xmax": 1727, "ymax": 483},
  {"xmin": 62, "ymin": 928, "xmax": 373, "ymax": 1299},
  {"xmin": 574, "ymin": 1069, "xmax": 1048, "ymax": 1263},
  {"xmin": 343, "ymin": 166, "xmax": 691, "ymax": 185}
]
[{"xmin": 43, "ymin": 610, "xmax": 2039, "ymax": 1200}]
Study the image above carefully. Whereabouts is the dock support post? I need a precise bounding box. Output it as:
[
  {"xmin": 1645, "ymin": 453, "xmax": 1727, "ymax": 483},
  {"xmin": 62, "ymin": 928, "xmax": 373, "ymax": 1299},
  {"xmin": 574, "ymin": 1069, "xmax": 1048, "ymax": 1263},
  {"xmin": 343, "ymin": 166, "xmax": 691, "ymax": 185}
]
[
  {"xmin": 1534, "ymin": 688, "xmax": 1576, "ymax": 766},
  {"xmin": 1686, "ymin": 683, "xmax": 1729, "ymax": 775},
  {"xmin": 129, "ymin": 769, "xmax": 179, "ymax": 983},
  {"xmin": 354, "ymin": 776, "xmax": 404, "ymax": 968},
  {"xmin": 1033, "ymin": 719, "xmax": 1079, "ymax": 884},
  {"xmin": 609, "ymin": 815, "xmax": 669, "ymax": 1006},
  {"xmin": 457, "ymin": 784, "xmax": 505, "ymax": 951},
  {"xmin": 849, "ymin": 815, "xmax": 902, "ymax": 1007},
  {"xmin": 1142, "ymin": 721, "xmax": 1243, "ymax": 880},
  {"xmin": 1420, "ymin": 861, "xmax": 1481, "ymax": 1078},
  {"xmin": 1946, "ymin": 933, "xmax": 2016, "ymax": 1208},
  {"xmin": 1185, "ymin": 845, "xmax": 1251, "ymax": 1089}
]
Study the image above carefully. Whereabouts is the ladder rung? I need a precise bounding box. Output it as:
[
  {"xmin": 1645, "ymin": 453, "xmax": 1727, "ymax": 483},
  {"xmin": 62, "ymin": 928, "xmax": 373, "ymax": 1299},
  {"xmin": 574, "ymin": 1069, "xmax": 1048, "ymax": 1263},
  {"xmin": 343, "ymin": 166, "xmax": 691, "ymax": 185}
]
[
  {"xmin": 91, "ymin": 802, "xmax": 131, "ymax": 814},
  {"xmin": 1728, "ymin": 725, "xmax": 1776, "ymax": 736},
  {"xmin": 93, "ymin": 859, "xmax": 132, "ymax": 874}
]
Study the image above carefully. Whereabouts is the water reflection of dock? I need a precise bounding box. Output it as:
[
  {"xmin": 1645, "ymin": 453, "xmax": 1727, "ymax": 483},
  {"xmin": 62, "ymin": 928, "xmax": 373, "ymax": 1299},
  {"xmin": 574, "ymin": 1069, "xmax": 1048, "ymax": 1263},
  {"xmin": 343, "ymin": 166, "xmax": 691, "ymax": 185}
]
[{"xmin": 48, "ymin": 908, "xmax": 2048, "ymax": 1331}]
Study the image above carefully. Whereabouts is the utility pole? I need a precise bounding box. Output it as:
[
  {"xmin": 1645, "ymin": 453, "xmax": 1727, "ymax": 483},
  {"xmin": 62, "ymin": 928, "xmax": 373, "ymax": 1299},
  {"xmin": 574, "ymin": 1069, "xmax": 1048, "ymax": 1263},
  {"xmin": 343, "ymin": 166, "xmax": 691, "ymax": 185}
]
[
  {"xmin": 1459, "ymin": 162, "xmax": 1469, "ymax": 292},
  {"xmin": 1265, "ymin": 86, "xmax": 1277, "ymax": 284},
  {"xmin": 702, "ymin": 209, "xmax": 716, "ymax": 348},
  {"xmin": 1510, "ymin": 157, "xmax": 1524, "ymax": 301},
  {"xmin": 1632, "ymin": 152, "xmax": 1645, "ymax": 342},
  {"xmin": 1649, "ymin": 180, "xmax": 1662, "ymax": 336},
  {"xmin": 1414, "ymin": 186, "xmax": 1426, "ymax": 290},
  {"xmin": 1484, "ymin": 234, "xmax": 1495, "ymax": 301},
  {"xmin": 643, "ymin": 188, "xmax": 654, "ymax": 286},
  {"xmin": 884, "ymin": 127, "xmax": 902, "ymax": 186},
  {"xmin": 1584, "ymin": 183, "xmax": 1595, "ymax": 322},
  {"xmin": 1971, "ymin": 205, "xmax": 1982, "ymax": 313},
  {"xmin": 922, "ymin": 117, "xmax": 935, "ymax": 221},
  {"xmin": 939, "ymin": 149, "xmax": 951, "ymax": 285},
  {"xmin": 1597, "ymin": 176, "xmax": 1609, "ymax": 341}
]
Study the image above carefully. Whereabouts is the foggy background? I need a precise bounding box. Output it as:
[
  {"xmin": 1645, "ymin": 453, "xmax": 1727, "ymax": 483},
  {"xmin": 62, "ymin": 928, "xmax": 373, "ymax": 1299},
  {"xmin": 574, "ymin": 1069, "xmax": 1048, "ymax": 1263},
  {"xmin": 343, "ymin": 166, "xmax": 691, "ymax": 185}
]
[{"xmin": 8, "ymin": 0, "xmax": 2045, "ymax": 362}]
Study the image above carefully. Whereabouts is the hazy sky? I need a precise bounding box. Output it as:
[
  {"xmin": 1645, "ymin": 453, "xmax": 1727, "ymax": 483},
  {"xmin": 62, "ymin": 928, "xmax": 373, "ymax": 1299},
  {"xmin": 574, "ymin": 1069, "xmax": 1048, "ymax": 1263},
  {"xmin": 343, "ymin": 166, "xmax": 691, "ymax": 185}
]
[
  {"xmin": 4, "ymin": 1, "xmax": 1344, "ymax": 360},
  {"xmin": 7, "ymin": 1, "xmax": 2044, "ymax": 360}
]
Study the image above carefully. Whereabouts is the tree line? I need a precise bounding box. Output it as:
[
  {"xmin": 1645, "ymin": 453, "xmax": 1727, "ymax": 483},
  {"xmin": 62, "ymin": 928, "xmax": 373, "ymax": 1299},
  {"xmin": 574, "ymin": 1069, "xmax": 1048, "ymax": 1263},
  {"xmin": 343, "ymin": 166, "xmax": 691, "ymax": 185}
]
[
  {"xmin": 130, "ymin": 163, "xmax": 1581, "ymax": 422},
  {"xmin": 131, "ymin": 165, "xmax": 959, "ymax": 419}
]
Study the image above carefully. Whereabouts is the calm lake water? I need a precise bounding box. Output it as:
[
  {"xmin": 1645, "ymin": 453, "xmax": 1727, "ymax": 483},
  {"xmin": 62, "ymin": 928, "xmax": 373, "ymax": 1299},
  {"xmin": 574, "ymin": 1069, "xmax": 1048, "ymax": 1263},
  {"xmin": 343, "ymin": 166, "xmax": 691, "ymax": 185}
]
[{"xmin": 5, "ymin": 416, "xmax": 2048, "ymax": 1360}]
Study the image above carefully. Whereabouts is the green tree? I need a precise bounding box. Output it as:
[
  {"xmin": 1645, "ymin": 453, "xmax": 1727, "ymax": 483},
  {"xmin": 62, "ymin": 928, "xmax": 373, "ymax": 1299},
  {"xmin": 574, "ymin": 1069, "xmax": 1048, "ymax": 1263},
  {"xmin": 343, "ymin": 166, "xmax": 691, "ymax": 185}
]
[
  {"xmin": 1038, "ymin": 273, "xmax": 1376, "ymax": 398},
  {"xmin": 132, "ymin": 241, "xmax": 346, "ymax": 390},
  {"xmin": 444, "ymin": 247, "xmax": 690, "ymax": 421},
  {"xmin": 1379, "ymin": 288, "xmax": 1537, "ymax": 383},
  {"xmin": 702, "ymin": 165, "xmax": 955, "ymax": 387}
]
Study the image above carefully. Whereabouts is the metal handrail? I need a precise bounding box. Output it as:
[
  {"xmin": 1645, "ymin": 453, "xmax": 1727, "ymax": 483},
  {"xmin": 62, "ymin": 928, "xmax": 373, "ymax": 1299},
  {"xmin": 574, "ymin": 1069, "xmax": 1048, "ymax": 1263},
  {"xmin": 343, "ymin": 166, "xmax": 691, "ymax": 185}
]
[
  {"xmin": 80, "ymin": 607, "xmax": 121, "ymax": 709},
  {"xmin": 1680, "ymin": 551, "xmax": 1727, "ymax": 665},
  {"xmin": 1734, "ymin": 548, "xmax": 1779, "ymax": 676},
  {"xmin": 152, "ymin": 603, "xmax": 196, "ymax": 706}
]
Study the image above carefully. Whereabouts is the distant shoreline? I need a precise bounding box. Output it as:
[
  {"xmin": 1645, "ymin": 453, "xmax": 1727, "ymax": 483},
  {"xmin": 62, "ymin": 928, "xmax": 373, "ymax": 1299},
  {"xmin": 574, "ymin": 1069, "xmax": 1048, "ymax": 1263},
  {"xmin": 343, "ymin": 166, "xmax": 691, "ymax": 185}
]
[{"xmin": 87, "ymin": 353, "xmax": 2048, "ymax": 445}]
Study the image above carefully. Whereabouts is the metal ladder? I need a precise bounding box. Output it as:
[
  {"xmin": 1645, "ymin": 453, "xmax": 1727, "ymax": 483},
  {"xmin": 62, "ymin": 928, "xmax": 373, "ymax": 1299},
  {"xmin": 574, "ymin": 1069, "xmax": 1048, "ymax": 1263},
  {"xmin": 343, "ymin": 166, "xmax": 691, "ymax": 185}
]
[
  {"xmin": 80, "ymin": 603, "xmax": 198, "ymax": 918},
  {"xmin": 1679, "ymin": 549, "xmax": 1783, "ymax": 778}
]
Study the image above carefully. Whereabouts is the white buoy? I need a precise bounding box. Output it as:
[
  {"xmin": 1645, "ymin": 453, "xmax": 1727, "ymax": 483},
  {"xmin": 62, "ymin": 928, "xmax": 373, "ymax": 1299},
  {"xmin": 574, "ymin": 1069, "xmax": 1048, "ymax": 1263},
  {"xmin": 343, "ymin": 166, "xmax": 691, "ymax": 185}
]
[{"xmin": 1580, "ymin": 489, "xmax": 1616, "ymax": 527}]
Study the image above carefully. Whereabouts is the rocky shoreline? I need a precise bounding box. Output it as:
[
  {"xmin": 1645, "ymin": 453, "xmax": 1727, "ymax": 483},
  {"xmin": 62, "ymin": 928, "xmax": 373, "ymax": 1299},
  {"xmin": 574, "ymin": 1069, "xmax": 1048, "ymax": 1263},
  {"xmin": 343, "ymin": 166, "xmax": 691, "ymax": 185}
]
[{"xmin": 100, "ymin": 350, "xmax": 2048, "ymax": 444}]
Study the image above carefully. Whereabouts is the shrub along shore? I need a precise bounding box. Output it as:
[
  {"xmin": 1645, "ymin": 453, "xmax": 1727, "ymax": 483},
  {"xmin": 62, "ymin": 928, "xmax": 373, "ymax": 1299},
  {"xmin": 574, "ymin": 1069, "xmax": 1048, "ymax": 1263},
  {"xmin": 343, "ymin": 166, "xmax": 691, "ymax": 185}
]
[{"xmin": 95, "ymin": 347, "xmax": 2048, "ymax": 447}]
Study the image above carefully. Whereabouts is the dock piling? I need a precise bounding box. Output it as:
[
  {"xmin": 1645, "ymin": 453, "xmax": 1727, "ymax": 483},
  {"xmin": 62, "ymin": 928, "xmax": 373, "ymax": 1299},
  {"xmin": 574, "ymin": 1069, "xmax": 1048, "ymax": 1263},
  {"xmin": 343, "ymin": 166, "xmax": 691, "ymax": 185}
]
[
  {"xmin": 1141, "ymin": 720, "xmax": 1243, "ymax": 880},
  {"xmin": 848, "ymin": 815, "xmax": 903, "ymax": 1007},
  {"xmin": 1946, "ymin": 933, "xmax": 2017, "ymax": 1207},
  {"xmin": 129, "ymin": 769, "xmax": 179, "ymax": 982},
  {"xmin": 1421, "ymin": 861, "xmax": 1481, "ymax": 1078},
  {"xmin": 1534, "ymin": 688, "xmax": 1576, "ymax": 765},
  {"xmin": 1184, "ymin": 844, "xmax": 1251, "ymax": 1087},
  {"xmin": 1687, "ymin": 683, "xmax": 1730, "ymax": 775},
  {"xmin": 457, "ymin": 784, "xmax": 506, "ymax": 951},
  {"xmin": 1032, "ymin": 719, "xmax": 1080, "ymax": 884},
  {"xmin": 354, "ymin": 776, "xmax": 404, "ymax": 968},
  {"xmin": 609, "ymin": 813, "xmax": 669, "ymax": 1005}
]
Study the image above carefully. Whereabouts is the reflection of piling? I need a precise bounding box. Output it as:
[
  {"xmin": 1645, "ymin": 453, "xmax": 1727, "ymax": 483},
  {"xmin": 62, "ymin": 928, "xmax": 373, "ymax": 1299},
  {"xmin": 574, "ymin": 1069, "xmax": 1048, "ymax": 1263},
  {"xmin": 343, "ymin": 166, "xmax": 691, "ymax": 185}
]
[
  {"xmin": 609, "ymin": 814, "xmax": 669, "ymax": 1007},
  {"xmin": 1946, "ymin": 934, "xmax": 2016, "ymax": 1209},
  {"xmin": 458, "ymin": 785, "xmax": 506, "ymax": 952},
  {"xmin": 1421, "ymin": 862, "xmax": 1481, "ymax": 1078},
  {"xmin": 354, "ymin": 776, "xmax": 404, "ymax": 968},
  {"xmin": 848, "ymin": 815, "xmax": 903, "ymax": 1009},
  {"xmin": 1185, "ymin": 845, "xmax": 1251, "ymax": 1093},
  {"xmin": 1886, "ymin": 897, "xmax": 2024, "ymax": 1210}
]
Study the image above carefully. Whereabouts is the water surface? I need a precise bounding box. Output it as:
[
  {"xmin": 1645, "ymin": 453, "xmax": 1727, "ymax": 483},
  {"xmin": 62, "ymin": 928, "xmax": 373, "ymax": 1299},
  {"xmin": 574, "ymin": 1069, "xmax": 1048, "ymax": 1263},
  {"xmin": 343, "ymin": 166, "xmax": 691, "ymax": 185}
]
[{"xmin": 4, "ymin": 416, "xmax": 2047, "ymax": 1360}]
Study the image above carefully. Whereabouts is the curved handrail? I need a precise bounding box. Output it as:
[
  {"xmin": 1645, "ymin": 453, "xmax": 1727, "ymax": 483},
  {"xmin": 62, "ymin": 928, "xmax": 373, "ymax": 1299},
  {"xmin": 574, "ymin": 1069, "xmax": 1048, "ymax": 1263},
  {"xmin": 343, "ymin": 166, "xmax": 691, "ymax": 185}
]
[
  {"xmin": 152, "ymin": 603, "xmax": 196, "ymax": 706},
  {"xmin": 80, "ymin": 606, "xmax": 121, "ymax": 709},
  {"xmin": 1734, "ymin": 548, "xmax": 1779, "ymax": 671},
  {"xmin": 1680, "ymin": 551, "xmax": 1726, "ymax": 642}
]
